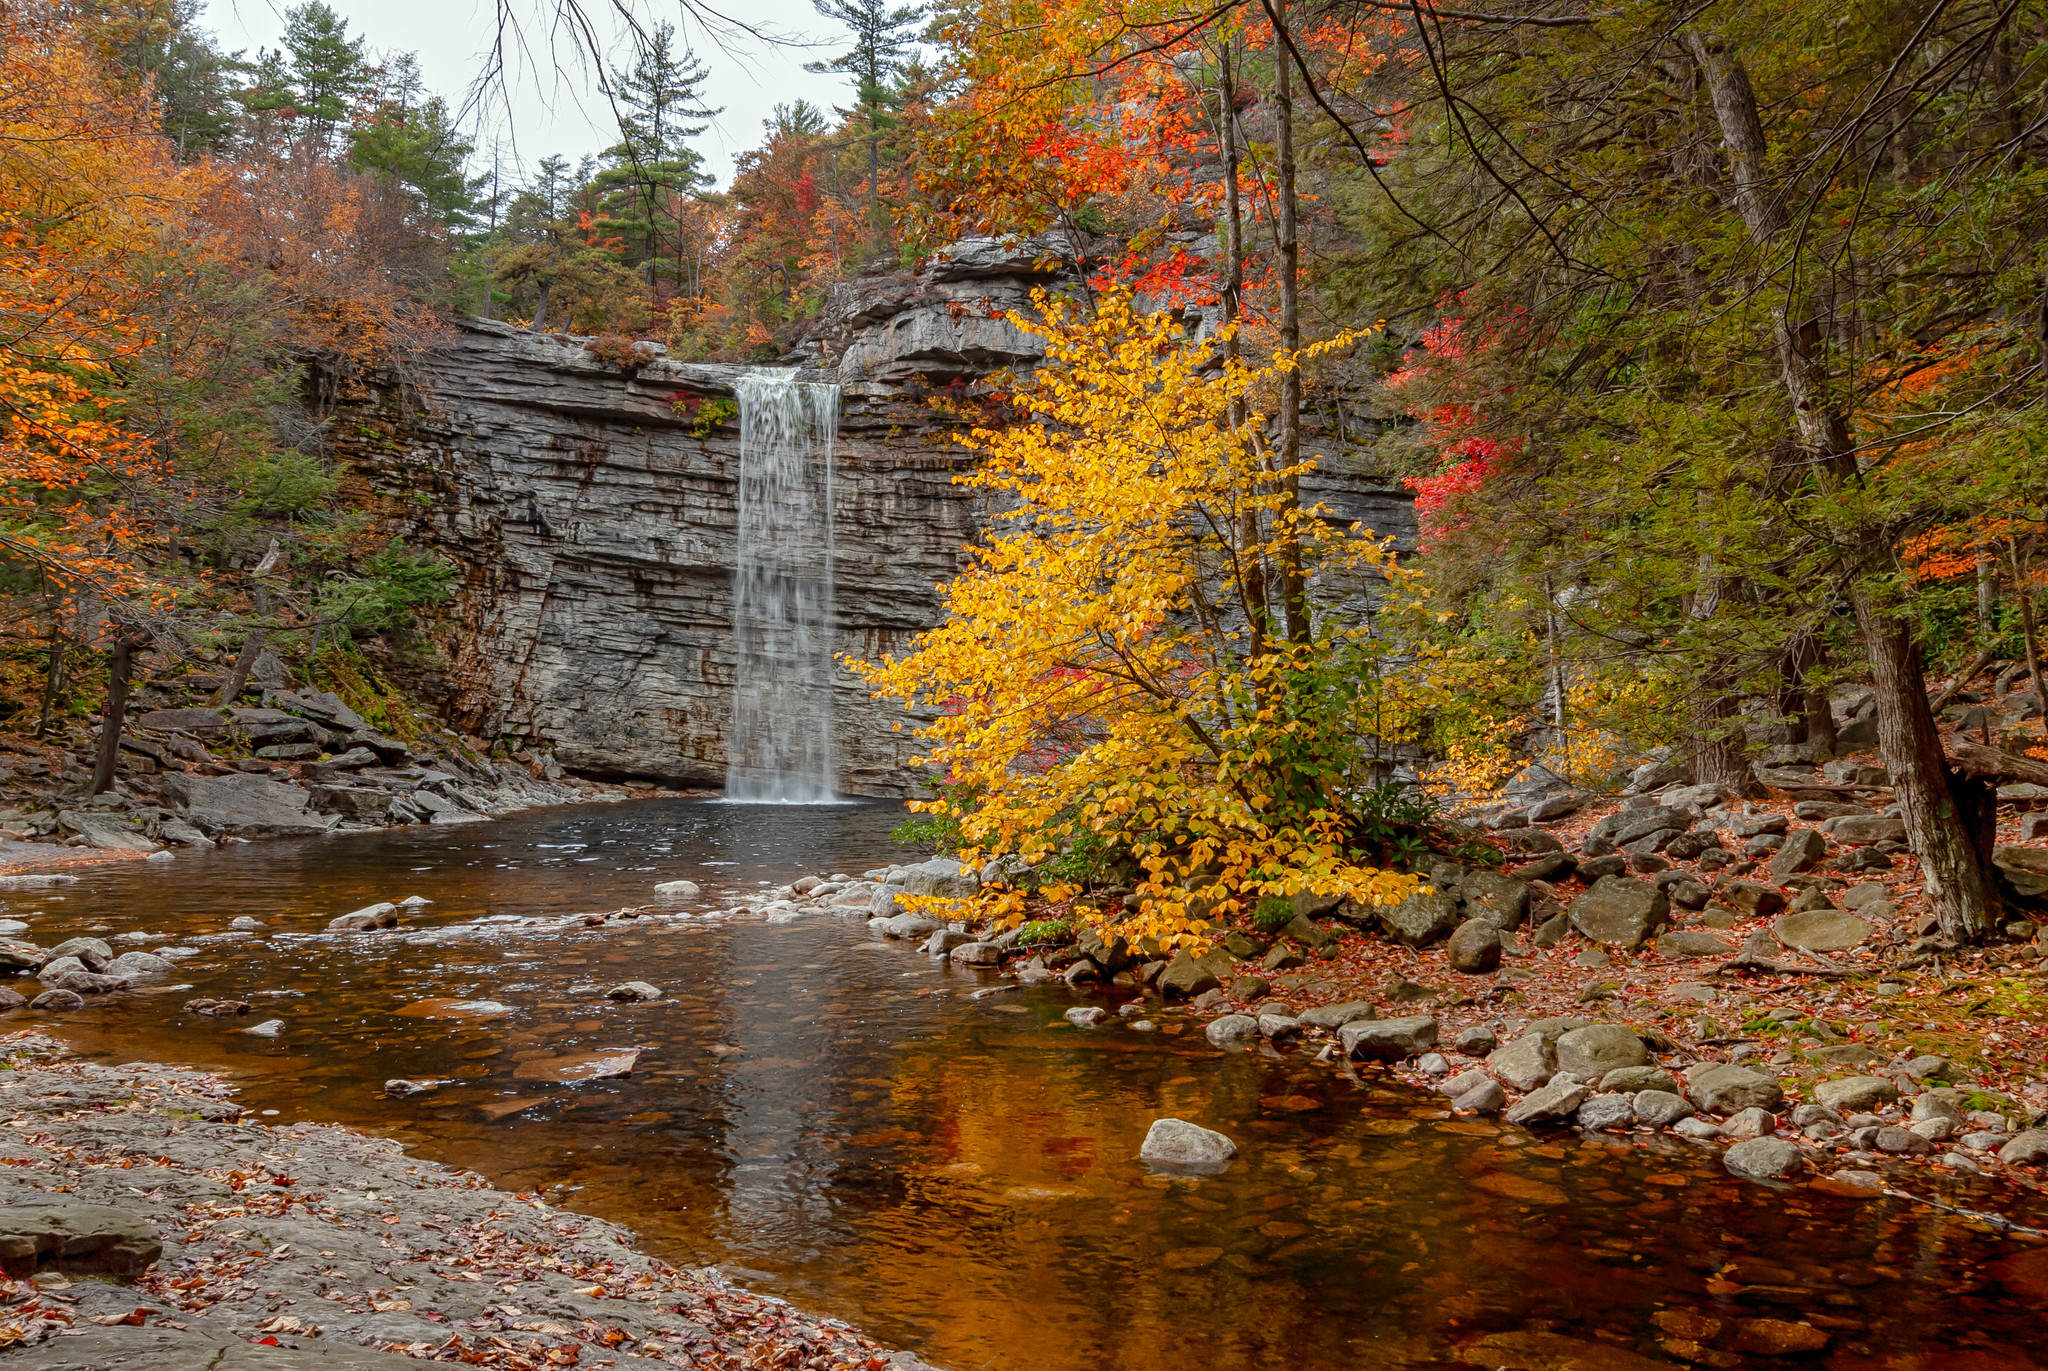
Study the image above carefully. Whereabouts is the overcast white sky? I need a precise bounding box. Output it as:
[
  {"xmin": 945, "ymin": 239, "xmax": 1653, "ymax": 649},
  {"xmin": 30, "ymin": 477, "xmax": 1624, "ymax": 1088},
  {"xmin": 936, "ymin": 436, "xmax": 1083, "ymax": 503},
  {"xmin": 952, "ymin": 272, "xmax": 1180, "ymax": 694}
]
[{"xmin": 198, "ymin": 0, "xmax": 863, "ymax": 190}]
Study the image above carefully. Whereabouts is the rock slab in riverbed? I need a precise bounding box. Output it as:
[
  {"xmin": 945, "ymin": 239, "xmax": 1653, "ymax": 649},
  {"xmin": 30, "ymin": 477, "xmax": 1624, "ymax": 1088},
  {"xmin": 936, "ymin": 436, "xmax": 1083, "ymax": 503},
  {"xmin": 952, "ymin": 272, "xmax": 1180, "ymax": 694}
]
[
  {"xmin": 0, "ymin": 1325, "xmax": 423, "ymax": 1369},
  {"xmin": 1139, "ymin": 1118, "xmax": 1238, "ymax": 1172},
  {"xmin": 0, "ymin": 1200, "xmax": 161, "ymax": 1277}
]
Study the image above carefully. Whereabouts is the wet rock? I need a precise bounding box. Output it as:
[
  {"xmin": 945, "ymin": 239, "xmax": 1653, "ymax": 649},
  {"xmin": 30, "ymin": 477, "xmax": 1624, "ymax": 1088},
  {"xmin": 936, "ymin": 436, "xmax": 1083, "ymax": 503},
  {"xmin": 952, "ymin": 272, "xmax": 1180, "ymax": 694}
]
[
  {"xmin": 1297, "ymin": 1000, "xmax": 1376, "ymax": 1030},
  {"xmin": 102, "ymin": 952, "xmax": 172, "ymax": 981},
  {"xmin": 1441, "ymin": 1068, "xmax": 1491, "ymax": 1097},
  {"xmin": 1554, "ymin": 1024, "xmax": 1649, "ymax": 1079},
  {"xmin": 1791, "ymin": 1104, "xmax": 1844, "ymax": 1128},
  {"xmin": 37, "ymin": 959, "xmax": 127, "ymax": 994},
  {"xmin": 1452, "ymin": 1079, "xmax": 1506, "ymax": 1114},
  {"xmin": 1569, "ymin": 876, "xmax": 1670, "ymax": 951},
  {"xmin": 1064, "ymin": 1007, "xmax": 1106, "ymax": 1027},
  {"xmin": 1205, "ymin": 1014, "xmax": 1260, "ymax": 1048},
  {"xmin": 28, "ymin": 990, "xmax": 83, "ymax": 1011},
  {"xmin": 1723, "ymin": 1107, "xmax": 1778, "ymax": 1138},
  {"xmin": 1732, "ymin": 1319, "xmax": 1829, "ymax": 1356},
  {"xmin": 1688, "ymin": 1063, "xmax": 1785, "ymax": 1114},
  {"xmin": 1378, "ymin": 888, "xmax": 1460, "ymax": 946},
  {"xmin": 1339, "ymin": 1015, "xmax": 1438, "ymax": 1062},
  {"xmin": 1724, "ymin": 1136, "xmax": 1802, "ymax": 1181},
  {"xmin": 1633, "ymin": 1090, "xmax": 1694, "ymax": 1128},
  {"xmin": 1503, "ymin": 1080, "xmax": 1588, "ymax": 1126},
  {"xmin": 869, "ymin": 913, "xmax": 941, "ymax": 941},
  {"xmin": 385, "ymin": 1079, "xmax": 438, "ymax": 1098},
  {"xmin": 1995, "ymin": 1129, "xmax": 2048, "ymax": 1165},
  {"xmin": 900, "ymin": 857, "xmax": 978, "ymax": 898},
  {"xmin": 605, "ymin": 981, "xmax": 662, "ymax": 1001},
  {"xmin": 1910, "ymin": 1116, "xmax": 1954, "ymax": 1142},
  {"xmin": 1259, "ymin": 1014, "xmax": 1301, "ymax": 1040},
  {"xmin": 1774, "ymin": 909, "xmax": 1873, "ymax": 952},
  {"xmin": 1601, "ymin": 1065, "xmax": 1677, "ymax": 1094},
  {"xmin": 1417, "ymin": 1051, "xmax": 1451, "ymax": 1075},
  {"xmin": 1654, "ymin": 929, "xmax": 1735, "ymax": 959},
  {"xmin": 0, "ymin": 941, "xmax": 56, "ymax": 975},
  {"xmin": 1813, "ymin": 1076, "xmax": 1898, "ymax": 1113},
  {"xmin": 1577, "ymin": 1093, "xmax": 1635, "ymax": 1131},
  {"xmin": 1454, "ymin": 1025, "xmax": 1497, "ymax": 1056},
  {"xmin": 55, "ymin": 811, "xmax": 155, "ymax": 851},
  {"xmin": 921, "ymin": 928, "xmax": 973, "ymax": 957},
  {"xmin": 183, "ymin": 998, "xmax": 250, "ymax": 1016},
  {"xmin": 1673, "ymin": 1116, "xmax": 1723, "ymax": 1139},
  {"xmin": 0, "ymin": 988, "xmax": 23, "ymax": 1010},
  {"xmin": 1061, "ymin": 960, "xmax": 1099, "ymax": 986},
  {"xmin": 1139, "ymin": 1118, "xmax": 1237, "ymax": 1172},
  {"xmin": 1487, "ymin": 1035, "xmax": 1558, "ymax": 1093},
  {"xmin": 327, "ymin": 902, "xmax": 400, "ymax": 932},
  {"xmin": 513, "ymin": 1050, "xmax": 638, "ymax": 1082},
  {"xmin": 949, "ymin": 941, "xmax": 1001, "ymax": 967},
  {"xmin": 0, "ymin": 1200, "xmax": 161, "ymax": 1277},
  {"xmin": 242, "ymin": 1018, "xmax": 286, "ymax": 1037},
  {"xmin": 1447, "ymin": 919, "xmax": 1501, "ymax": 974},
  {"xmin": 227, "ymin": 916, "xmax": 263, "ymax": 930},
  {"xmin": 654, "ymin": 879, "xmax": 700, "ymax": 897},
  {"xmin": 47, "ymin": 938, "xmax": 112, "ymax": 970}
]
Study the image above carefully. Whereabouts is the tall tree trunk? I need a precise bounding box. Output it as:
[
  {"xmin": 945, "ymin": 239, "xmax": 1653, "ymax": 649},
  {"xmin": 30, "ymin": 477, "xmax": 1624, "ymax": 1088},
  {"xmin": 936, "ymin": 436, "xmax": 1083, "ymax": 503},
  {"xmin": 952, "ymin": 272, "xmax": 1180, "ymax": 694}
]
[
  {"xmin": 1685, "ymin": 30, "xmax": 1997, "ymax": 940},
  {"xmin": 532, "ymin": 280, "xmax": 550, "ymax": 333},
  {"xmin": 1690, "ymin": 688, "xmax": 1750, "ymax": 791},
  {"xmin": 1976, "ymin": 545, "xmax": 1997, "ymax": 644},
  {"xmin": 1218, "ymin": 48, "xmax": 1268, "ymax": 653},
  {"xmin": 34, "ymin": 615, "xmax": 64, "ymax": 740},
  {"xmin": 92, "ymin": 631, "xmax": 143, "ymax": 795},
  {"xmin": 1269, "ymin": 0, "xmax": 1309, "ymax": 644},
  {"xmin": 2018, "ymin": 577, "xmax": 2047, "ymax": 720}
]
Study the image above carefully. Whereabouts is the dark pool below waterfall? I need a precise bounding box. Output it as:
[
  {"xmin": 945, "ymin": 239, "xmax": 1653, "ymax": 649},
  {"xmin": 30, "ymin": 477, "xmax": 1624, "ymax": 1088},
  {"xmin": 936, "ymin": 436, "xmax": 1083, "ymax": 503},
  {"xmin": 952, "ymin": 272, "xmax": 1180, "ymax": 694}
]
[{"xmin": 16, "ymin": 798, "xmax": 2048, "ymax": 1371}]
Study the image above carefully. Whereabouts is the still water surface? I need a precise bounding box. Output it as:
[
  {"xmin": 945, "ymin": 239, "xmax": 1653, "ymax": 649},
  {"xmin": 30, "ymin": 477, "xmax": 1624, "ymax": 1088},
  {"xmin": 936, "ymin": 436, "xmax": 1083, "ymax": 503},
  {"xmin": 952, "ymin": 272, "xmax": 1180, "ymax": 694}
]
[{"xmin": 18, "ymin": 799, "xmax": 2048, "ymax": 1370}]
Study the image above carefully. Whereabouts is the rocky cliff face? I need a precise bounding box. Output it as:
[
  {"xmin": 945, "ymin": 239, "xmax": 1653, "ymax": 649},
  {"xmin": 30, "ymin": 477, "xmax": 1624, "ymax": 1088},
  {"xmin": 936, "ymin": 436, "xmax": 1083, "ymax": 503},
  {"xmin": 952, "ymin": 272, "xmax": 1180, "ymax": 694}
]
[{"xmin": 327, "ymin": 243, "xmax": 1417, "ymax": 797}]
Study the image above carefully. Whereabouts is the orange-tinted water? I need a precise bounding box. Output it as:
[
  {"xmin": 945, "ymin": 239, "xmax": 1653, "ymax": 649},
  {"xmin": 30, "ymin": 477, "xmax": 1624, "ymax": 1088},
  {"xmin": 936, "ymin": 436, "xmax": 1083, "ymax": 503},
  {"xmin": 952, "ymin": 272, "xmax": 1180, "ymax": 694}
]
[{"xmin": 22, "ymin": 799, "xmax": 2047, "ymax": 1369}]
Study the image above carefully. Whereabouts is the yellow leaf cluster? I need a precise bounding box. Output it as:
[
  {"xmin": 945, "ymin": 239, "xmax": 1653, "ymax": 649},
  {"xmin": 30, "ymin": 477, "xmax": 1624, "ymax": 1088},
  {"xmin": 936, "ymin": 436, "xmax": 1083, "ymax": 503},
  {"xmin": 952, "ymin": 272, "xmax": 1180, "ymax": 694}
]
[{"xmin": 854, "ymin": 291, "xmax": 1507, "ymax": 946}]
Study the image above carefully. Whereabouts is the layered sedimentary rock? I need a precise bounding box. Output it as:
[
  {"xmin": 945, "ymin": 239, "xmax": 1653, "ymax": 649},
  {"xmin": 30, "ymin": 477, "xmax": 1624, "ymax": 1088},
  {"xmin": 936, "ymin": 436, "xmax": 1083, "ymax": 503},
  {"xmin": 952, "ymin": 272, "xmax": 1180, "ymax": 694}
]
[{"xmin": 327, "ymin": 241, "xmax": 1416, "ymax": 797}]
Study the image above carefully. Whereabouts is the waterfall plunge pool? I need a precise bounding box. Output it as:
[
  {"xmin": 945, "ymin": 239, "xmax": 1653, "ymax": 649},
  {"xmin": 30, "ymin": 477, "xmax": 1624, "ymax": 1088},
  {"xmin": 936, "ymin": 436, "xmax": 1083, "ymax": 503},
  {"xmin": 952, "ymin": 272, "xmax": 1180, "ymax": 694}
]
[{"xmin": 24, "ymin": 798, "xmax": 2048, "ymax": 1371}]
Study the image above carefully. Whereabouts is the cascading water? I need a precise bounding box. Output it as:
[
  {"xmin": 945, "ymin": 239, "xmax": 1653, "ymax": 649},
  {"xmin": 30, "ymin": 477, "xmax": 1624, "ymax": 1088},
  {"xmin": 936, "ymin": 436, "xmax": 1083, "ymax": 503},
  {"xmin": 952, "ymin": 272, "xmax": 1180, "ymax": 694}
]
[{"xmin": 725, "ymin": 369, "xmax": 840, "ymax": 803}]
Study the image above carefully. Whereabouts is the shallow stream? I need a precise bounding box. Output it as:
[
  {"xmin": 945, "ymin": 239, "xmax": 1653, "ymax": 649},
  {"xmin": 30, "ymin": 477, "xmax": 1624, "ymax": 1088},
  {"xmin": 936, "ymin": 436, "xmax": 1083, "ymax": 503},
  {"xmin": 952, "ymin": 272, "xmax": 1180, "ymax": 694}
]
[{"xmin": 18, "ymin": 799, "xmax": 2048, "ymax": 1370}]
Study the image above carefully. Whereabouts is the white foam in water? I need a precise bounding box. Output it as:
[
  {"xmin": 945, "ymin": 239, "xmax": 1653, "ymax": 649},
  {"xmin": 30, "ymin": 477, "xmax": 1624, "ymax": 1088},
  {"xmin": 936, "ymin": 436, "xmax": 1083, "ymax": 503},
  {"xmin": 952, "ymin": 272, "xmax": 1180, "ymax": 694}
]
[{"xmin": 727, "ymin": 368, "xmax": 841, "ymax": 804}]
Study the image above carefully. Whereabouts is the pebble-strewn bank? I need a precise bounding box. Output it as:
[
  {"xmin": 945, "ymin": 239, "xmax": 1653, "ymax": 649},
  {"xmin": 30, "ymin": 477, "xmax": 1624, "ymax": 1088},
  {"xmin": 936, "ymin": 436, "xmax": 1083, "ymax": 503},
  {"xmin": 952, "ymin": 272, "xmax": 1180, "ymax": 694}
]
[{"xmin": 0, "ymin": 1035, "xmax": 939, "ymax": 1371}]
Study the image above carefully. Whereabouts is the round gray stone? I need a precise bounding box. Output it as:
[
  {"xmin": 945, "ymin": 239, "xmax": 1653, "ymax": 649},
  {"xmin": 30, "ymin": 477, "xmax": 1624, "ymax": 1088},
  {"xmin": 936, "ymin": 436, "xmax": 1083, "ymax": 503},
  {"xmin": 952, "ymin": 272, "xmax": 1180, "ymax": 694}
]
[{"xmin": 1724, "ymin": 1136, "xmax": 1802, "ymax": 1181}]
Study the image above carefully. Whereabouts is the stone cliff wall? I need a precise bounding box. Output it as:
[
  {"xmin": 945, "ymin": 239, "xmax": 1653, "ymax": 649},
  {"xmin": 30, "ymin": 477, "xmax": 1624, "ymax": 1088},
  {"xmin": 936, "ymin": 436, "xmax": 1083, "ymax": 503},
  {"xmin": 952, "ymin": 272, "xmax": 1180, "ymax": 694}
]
[{"xmin": 327, "ymin": 244, "xmax": 1417, "ymax": 797}]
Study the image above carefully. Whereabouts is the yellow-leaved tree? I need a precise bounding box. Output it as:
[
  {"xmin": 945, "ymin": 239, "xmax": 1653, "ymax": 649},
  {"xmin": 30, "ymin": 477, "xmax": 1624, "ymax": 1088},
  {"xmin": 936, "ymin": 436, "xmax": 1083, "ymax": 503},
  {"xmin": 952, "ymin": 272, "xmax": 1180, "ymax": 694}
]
[{"xmin": 855, "ymin": 291, "xmax": 1515, "ymax": 947}]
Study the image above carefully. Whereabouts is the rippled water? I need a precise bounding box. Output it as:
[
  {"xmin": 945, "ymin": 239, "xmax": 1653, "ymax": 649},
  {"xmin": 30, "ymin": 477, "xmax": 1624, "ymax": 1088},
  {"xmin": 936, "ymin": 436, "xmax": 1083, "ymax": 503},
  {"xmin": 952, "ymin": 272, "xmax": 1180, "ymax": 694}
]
[{"xmin": 18, "ymin": 799, "xmax": 2048, "ymax": 1370}]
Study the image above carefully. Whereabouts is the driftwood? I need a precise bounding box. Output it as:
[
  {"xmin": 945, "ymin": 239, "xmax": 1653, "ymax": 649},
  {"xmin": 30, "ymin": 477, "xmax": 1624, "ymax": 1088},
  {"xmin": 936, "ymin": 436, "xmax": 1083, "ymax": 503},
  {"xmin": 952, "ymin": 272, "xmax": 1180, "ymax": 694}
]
[
  {"xmin": 1944, "ymin": 737, "xmax": 2048, "ymax": 788},
  {"xmin": 1928, "ymin": 649, "xmax": 1998, "ymax": 715}
]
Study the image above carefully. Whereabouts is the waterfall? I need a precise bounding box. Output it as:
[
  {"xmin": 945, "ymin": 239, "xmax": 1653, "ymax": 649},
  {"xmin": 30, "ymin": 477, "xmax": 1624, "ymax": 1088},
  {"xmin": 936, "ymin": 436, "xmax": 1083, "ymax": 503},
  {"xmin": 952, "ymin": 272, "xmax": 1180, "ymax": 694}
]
[{"xmin": 726, "ymin": 368, "xmax": 839, "ymax": 803}]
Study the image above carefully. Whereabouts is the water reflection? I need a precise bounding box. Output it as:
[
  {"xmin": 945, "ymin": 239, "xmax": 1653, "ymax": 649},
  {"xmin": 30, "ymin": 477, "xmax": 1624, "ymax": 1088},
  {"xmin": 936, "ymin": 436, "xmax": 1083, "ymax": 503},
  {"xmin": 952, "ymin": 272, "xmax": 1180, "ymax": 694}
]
[{"xmin": 19, "ymin": 799, "xmax": 2046, "ymax": 1371}]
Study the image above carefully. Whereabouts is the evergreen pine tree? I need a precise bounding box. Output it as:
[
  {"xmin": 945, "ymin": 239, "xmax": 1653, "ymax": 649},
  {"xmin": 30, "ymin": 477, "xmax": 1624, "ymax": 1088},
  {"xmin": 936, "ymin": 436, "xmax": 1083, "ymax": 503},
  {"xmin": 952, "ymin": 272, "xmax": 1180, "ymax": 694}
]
[{"xmin": 806, "ymin": 0, "xmax": 925, "ymax": 231}]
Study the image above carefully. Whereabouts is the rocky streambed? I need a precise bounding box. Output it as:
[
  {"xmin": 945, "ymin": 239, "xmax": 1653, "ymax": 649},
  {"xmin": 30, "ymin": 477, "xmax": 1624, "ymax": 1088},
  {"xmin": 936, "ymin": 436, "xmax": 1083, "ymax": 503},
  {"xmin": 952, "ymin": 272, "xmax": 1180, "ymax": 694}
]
[{"xmin": 0, "ymin": 1035, "xmax": 935, "ymax": 1370}]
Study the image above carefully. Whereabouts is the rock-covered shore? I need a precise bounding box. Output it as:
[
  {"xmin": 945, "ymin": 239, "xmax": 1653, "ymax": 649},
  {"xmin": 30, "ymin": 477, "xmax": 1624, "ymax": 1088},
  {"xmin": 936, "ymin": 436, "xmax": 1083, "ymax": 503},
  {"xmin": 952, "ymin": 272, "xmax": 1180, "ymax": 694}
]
[
  {"xmin": 0, "ymin": 672, "xmax": 672, "ymax": 871},
  {"xmin": 0, "ymin": 1035, "xmax": 937, "ymax": 1370},
  {"xmin": 735, "ymin": 765, "xmax": 2048, "ymax": 1196}
]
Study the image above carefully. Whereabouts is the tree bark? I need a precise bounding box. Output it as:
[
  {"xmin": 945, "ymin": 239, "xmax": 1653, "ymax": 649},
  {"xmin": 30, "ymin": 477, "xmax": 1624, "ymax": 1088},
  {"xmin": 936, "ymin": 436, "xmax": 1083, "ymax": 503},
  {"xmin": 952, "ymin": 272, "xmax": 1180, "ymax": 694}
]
[
  {"xmin": 1689, "ymin": 688, "xmax": 1751, "ymax": 791},
  {"xmin": 1269, "ymin": 0, "xmax": 1309, "ymax": 644},
  {"xmin": 92, "ymin": 631, "xmax": 144, "ymax": 795},
  {"xmin": 1685, "ymin": 29, "xmax": 1998, "ymax": 940},
  {"xmin": 34, "ymin": 614, "xmax": 64, "ymax": 741},
  {"xmin": 1218, "ymin": 50, "xmax": 1269, "ymax": 653}
]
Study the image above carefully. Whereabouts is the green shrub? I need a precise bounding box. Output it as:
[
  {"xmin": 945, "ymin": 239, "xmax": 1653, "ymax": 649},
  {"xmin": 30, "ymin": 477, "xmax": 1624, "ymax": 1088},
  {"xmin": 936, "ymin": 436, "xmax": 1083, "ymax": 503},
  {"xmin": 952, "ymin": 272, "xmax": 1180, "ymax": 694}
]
[{"xmin": 1251, "ymin": 896, "xmax": 1295, "ymax": 932}]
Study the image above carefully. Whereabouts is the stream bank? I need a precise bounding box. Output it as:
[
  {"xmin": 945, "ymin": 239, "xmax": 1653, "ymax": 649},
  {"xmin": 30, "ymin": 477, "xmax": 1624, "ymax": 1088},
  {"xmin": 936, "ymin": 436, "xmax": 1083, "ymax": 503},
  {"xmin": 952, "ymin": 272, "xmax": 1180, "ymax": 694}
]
[{"xmin": 0, "ymin": 1034, "xmax": 936, "ymax": 1371}]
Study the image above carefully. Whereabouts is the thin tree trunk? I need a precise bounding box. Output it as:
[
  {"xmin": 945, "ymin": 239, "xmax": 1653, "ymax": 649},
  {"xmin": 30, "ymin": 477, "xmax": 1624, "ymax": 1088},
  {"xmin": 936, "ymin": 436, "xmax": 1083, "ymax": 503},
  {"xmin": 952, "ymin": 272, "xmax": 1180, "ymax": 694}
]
[
  {"xmin": 532, "ymin": 280, "xmax": 550, "ymax": 333},
  {"xmin": 1270, "ymin": 0, "xmax": 1309, "ymax": 644},
  {"xmin": 213, "ymin": 588, "xmax": 273, "ymax": 706},
  {"xmin": 2018, "ymin": 580, "xmax": 2046, "ymax": 720},
  {"xmin": 1976, "ymin": 545, "xmax": 1997, "ymax": 643},
  {"xmin": 34, "ymin": 615, "xmax": 64, "ymax": 740},
  {"xmin": 1686, "ymin": 29, "xmax": 1997, "ymax": 940},
  {"xmin": 1218, "ymin": 48, "xmax": 1267, "ymax": 653},
  {"xmin": 92, "ymin": 631, "xmax": 143, "ymax": 795}
]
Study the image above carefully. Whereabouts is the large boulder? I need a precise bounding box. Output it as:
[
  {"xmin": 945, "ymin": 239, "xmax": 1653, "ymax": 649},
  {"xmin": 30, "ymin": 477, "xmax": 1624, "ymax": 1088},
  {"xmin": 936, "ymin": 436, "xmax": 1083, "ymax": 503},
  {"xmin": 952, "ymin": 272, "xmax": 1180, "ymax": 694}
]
[
  {"xmin": 1570, "ymin": 876, "xmax": 1670, "ymax": 950},
  {"xmin": 1724, "ymin": 1137, "xmax": 1802, "ymax": 1181},
  {"xmin": 47, "ymin": 938, "xmax": 112, "ymax": 969},
  {"xmin": 1813, "ymin": 1076, "xmax": 1899, "ymax": 1113},
  {"xmin": 1834, "ymin": 814, "xmax": 1908, "ymax": 846},
  {"xmin": 1997, "ymin": 1129, "xmax": 2048, "ymax": 1165},
  {"xmin": 1156, "ymin": 949, "xmax": 1221, "ymax": 999},
  {"xmin": 1459, "ymin": 871, "xmax": 1532, "ymax": 930},
  {"xmin": 0, "ymin": 1200, "xmax": 161, "ymax": 1276},
  {"xmin": 869, "ymin": 913, "xmax": 940, "ymax": 941},
  {"xmin": 1447, "ymin": 919, "xmax": 1501, "ymax": 974},
  {"xmin": 328, "ymin": 902, "xmax": 400, "ymax": 932},
  {"xmin": 1340, "ymin": 1015, "xmax": 1438, "ymax": 1061},
  {"xmin": 1139, "ymin": 1118, "xmax": 1238, "ymax": 1172},
  {"xmin": 1297, "ymin": 1000, "xmax": 1376, "ymax": 1030},
  {"xmin": 1994, "ymin": 846, "xmax": 2048, "ymax": 900},
  {"xmin": 1554, "ymin": 1024, "xmax": 1649, "ymax": 1079},
  {"xmin": 1774, "ymin": 909, "xmax": 1874, "ymax": 951},
  {"xmin": 899, "ymin": 857, "xmax": 979, "ymax": 898},
  {"xmin": 309, "ymin": 784, "xmax": 394, "ymax": 823},
  {"xmin": 54, "ymin": 811, "xmax": 155, "ymax": 851},
  {"xmin": 1768, "ymin": 828, "xmax": 1828, "ymax": 879},
  {"xmin": 1487, "ymin": 1034, "xmax": 1556, "ymax": 1092},
  {"xmin": 160, "ymin": 772, "xmax": 336, "ymax": 839},
  {"xmin": 1379, "ymin": 888, "xmax": 1460, "ymax": 946},
  {"xmin": 1688, "ymin": 1063, "xmax": 1785, "ymax": 1115}
]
